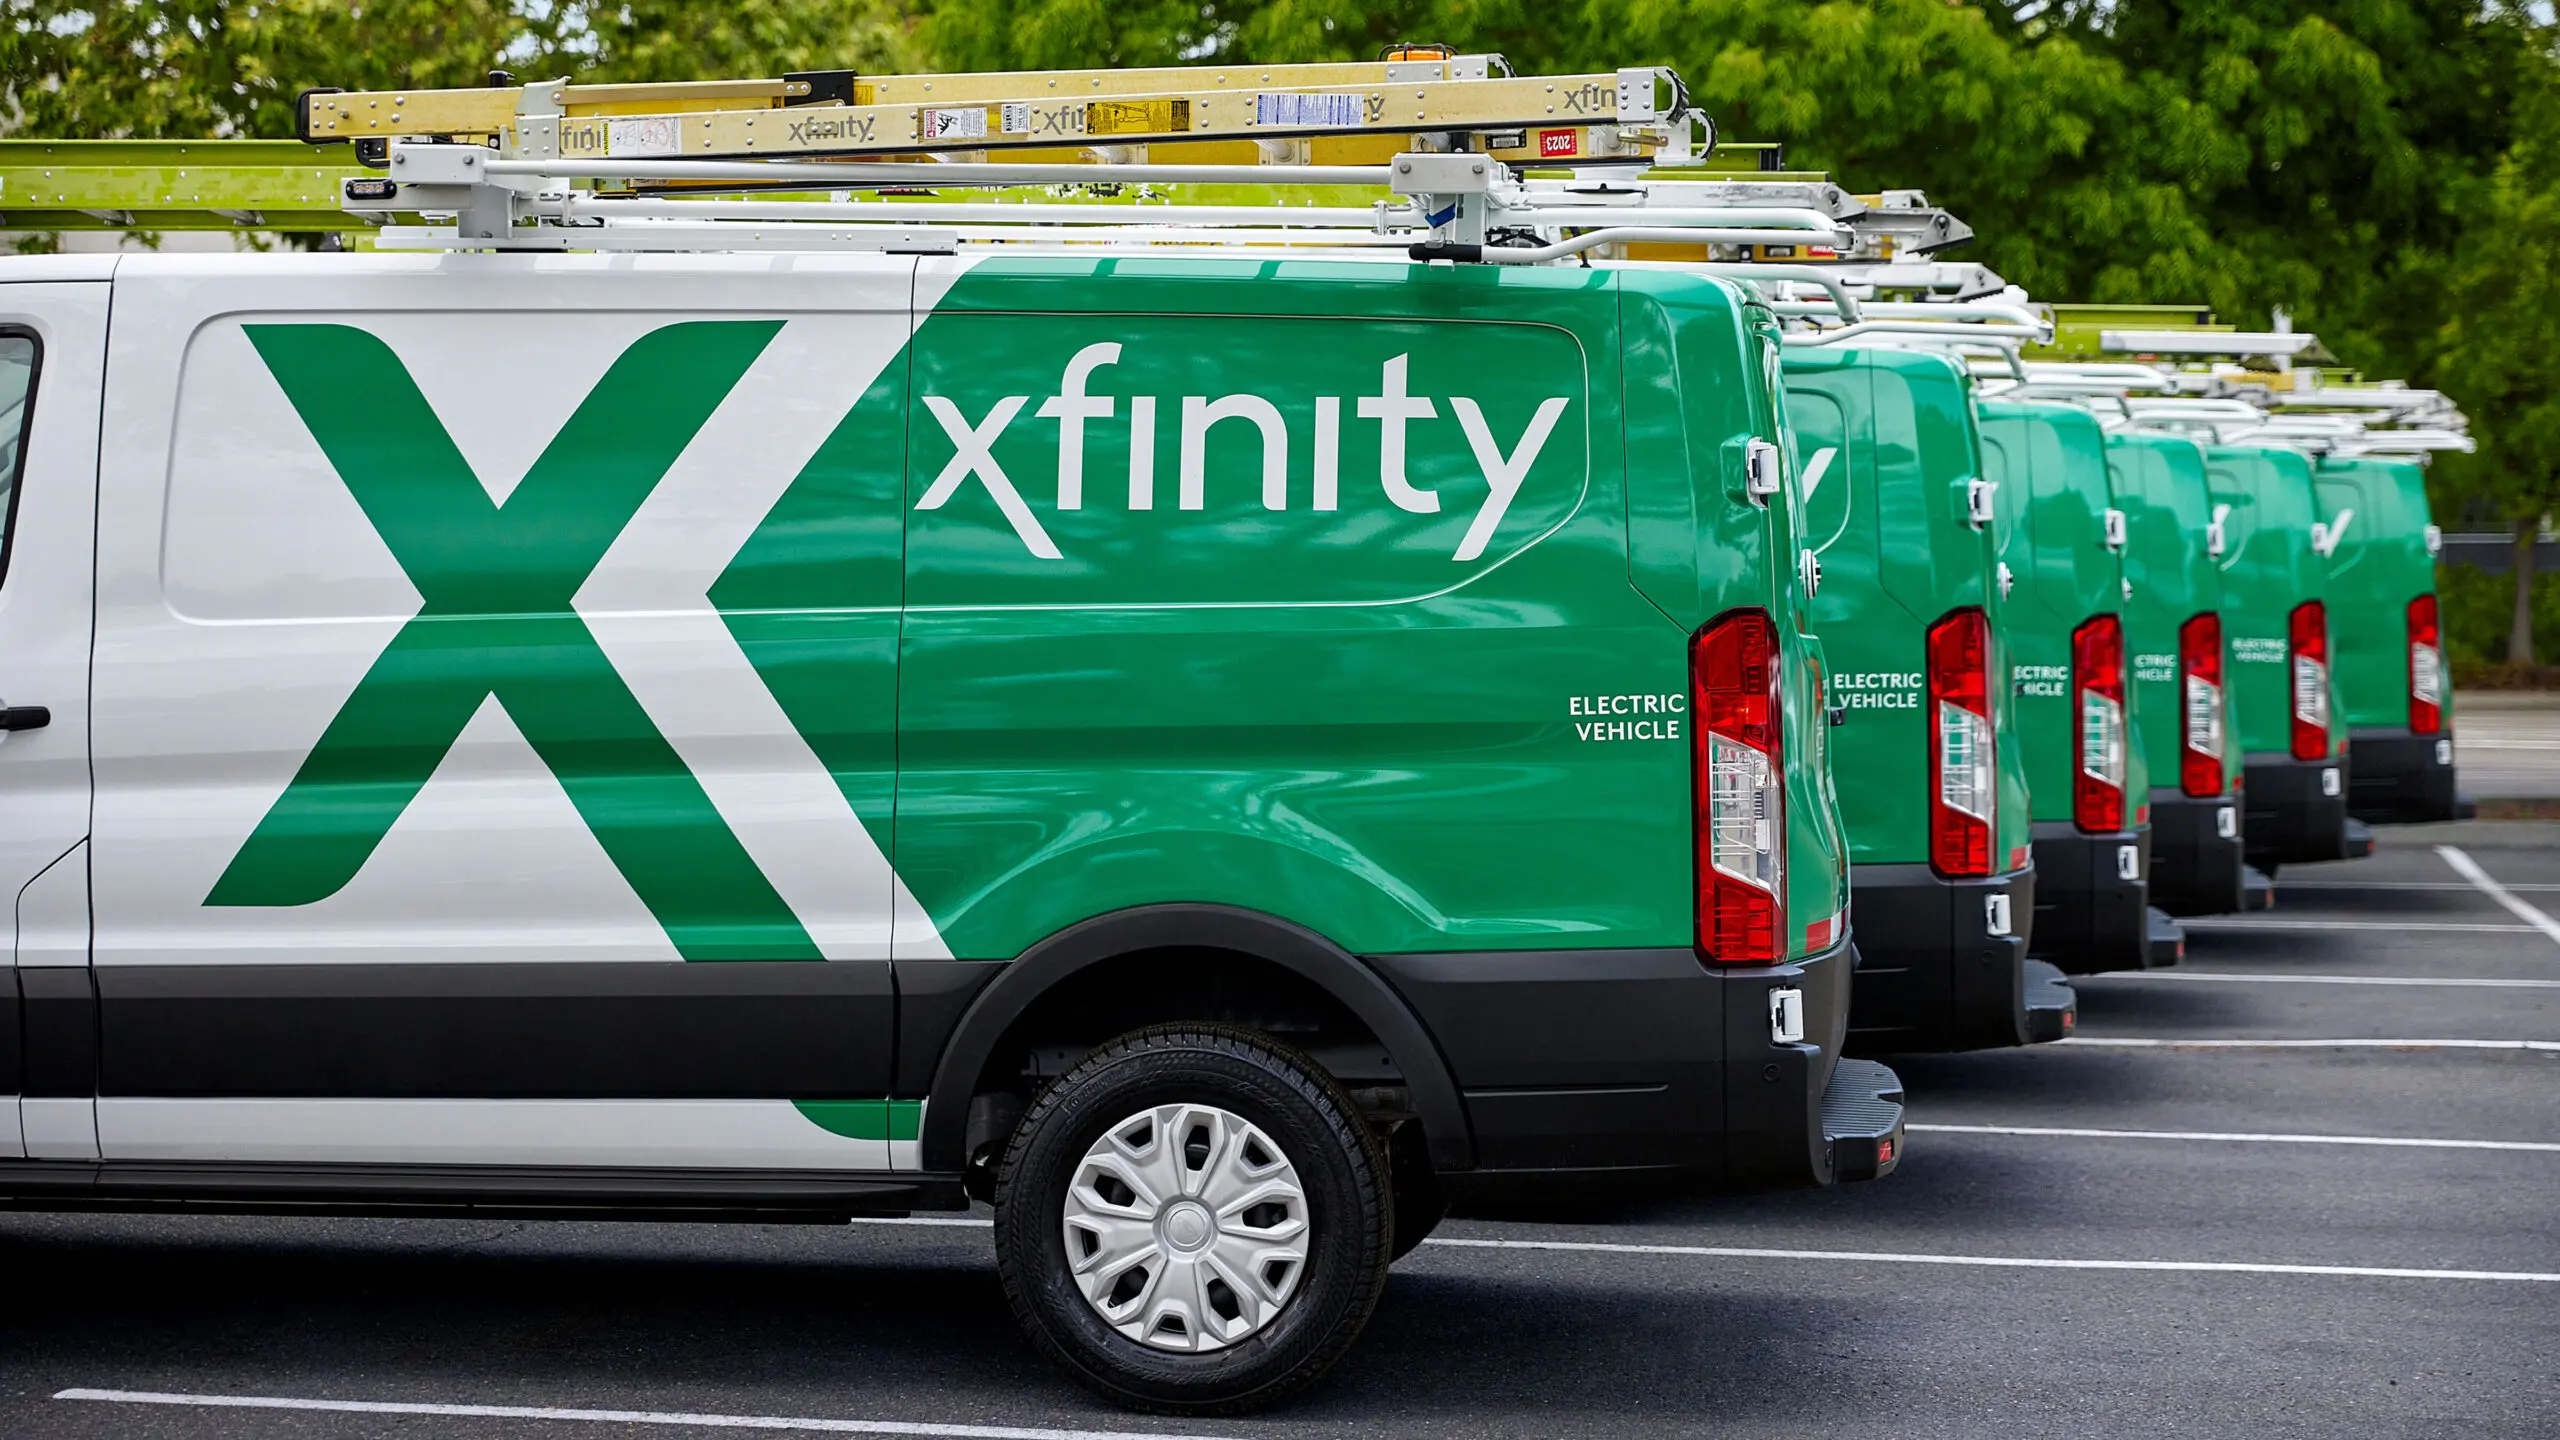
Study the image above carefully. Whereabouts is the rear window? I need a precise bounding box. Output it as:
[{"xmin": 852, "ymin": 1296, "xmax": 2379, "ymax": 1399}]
[{"xmin": 0, "ymin": 330, "xmax": 38, "ymax": 586}]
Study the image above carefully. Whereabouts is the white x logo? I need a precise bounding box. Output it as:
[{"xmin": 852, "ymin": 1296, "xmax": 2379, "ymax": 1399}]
[{"xmin": 917, "ymin": 394, "xmax": 1061, "ymax": 559}]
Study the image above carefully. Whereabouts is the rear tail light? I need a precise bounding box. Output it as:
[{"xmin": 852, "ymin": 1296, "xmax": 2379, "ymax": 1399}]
[
  {"xmin": 2178, "ymin": 612, "xmax": 2226, "ymax": 798},
  {"xmin": 2289, "ymin": 600, "xmax": 2330, "ymax": 761},
  {"xmin": 1693, "ymin": 610, "xmax": 1785, "ymax": 964},
  {"xmin": 2407, "ymin": 594, "xmax": 2443, "ymax": 735},
  {"xmin": 1927, "ymin": 608, "xmax": 1996, "ymax": 877},
  {"xmin": 2072, "ymin": 615, "xmax": 2127, "ymax": 833}
]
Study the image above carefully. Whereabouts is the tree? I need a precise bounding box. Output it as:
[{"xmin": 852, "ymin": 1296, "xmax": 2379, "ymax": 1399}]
[{"xmin": 2430, "ymin": 43, "xmax": 2560, "ymax": 663}]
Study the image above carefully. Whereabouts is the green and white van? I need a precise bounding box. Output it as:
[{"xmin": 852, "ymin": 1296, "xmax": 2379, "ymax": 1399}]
[
  {"xmin": 0, "ymin": 248, "xmax": 1900, "ymax": 1411},
  {"xmin": 1978, "ymin": 400, "xmax": 2168, "ymax": 971},
  {"xmin": 2203, "ymin": 444, "xmax": 2363, "ymax": 868},
  {"xmin": 2314, "ymin": 456, "xmax": 2464, "ymax": 823},
  {"xmin": 2105, "ymin": 429, "xmax": 2250, "ymax": 915},
  {"xmin": 1782, "ymin": 348, "xmax": 2072, "ymax": 1053}
]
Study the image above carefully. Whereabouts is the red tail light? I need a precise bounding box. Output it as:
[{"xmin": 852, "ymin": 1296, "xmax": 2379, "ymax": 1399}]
[
  {"xmin": 1693, "ymin": 610, "xmax": 1785, "ymax": 965},
  {"xmin": 2072, "ymin": 614, "xmax": 2127, "ymax": 833},
  {"xmin": 1927, "ymin": 609, "xmax": 1995, "ymax": 877},
  {"xmin": 2289, "ymin": 600, "xmax": 2330, "ymax": 761},
  {"xmin": 2178, "ymin": 612, "xmax": 2226, "ymax": 798},
  {"xmin": 2407, "ymin": 594, "xmax": 2443, "ymax": 735}
]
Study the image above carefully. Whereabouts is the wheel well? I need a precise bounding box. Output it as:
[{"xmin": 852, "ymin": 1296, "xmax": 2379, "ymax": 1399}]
[{"xmin": 922, "ymin": 904, "xmax": 1474, "ymax": 1188}]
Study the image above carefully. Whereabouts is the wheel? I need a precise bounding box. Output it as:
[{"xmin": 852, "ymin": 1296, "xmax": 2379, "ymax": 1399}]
[{"xmin": 993, "ymin": 1024, "xmax": 1392, "ymax": 1414}]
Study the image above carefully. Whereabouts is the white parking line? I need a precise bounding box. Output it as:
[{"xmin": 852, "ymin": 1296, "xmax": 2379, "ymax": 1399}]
[
  {"xmin": 2080, "ymin": 972, "xmax": 2560, "ymax": 989},
  {"xmin": 2437, "ymin": 846, "xmax": 2560, "ymax": 945},
  {"xmin": 2179, "ymin": 919, "xmax": 2535, "ymax": 933},
  {"xmin": 1906, "ymin": 1123, "xmax": 2560, "ymax": 1153},
  {"xmin": 53, "ymin": 1390, "xmax": 1230, "ymax": 1440},
  {"xmin": 2058, "ymin": 1037, "xmax": 2560, "ymax": 1051},
  {"xmin": 1419, "ymin": 1237, "xmax": 2560, "ymax": 1282},
  {"xmin": 2281, "ymin": 880, "xmax": 2560, "ymax": 893}
]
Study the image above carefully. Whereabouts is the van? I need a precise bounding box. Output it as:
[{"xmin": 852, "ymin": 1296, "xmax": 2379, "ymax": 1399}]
[
  {"xmin": 1977, "ymin": 400, "xmax": 2165, "ymax": 971},
  {"xmin": 2314, "ymin": 457, "xmax": 2464, "ymax": 823},
  {"xmin": 2105, "ymin": 429, "xmax": 2249, "ymax": 914},
  {"xmin": 2202, "ymin": 444, "xmax": 2363, "ymax": 868},
  {"xmin": 1782, "ymin": 347, "xmax": 2072, "ymax": 1052},
  {"xmin": 0, "ymin": 249, "xmax": 1902, "ymax": 1412}
]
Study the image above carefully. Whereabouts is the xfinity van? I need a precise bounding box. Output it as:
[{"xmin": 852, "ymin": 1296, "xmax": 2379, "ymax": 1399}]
[
  {"xmin": 2315, "ymin": 456, "xmax": 2465, "ymax": 823},
  {"xmin": 2202, "ymin": 444, "xmax": 2363, "ymax": 868},
  {"xmin": 2105, "ymin": 429, "xmax": 2250, "ymax": 914},
  {"xmin": 0, "ymin": 249, "xmax": 1901, "ymax": 1412},
  {"xmin": 1782, "ymin": 347, "xmax": 2073, "ymax": 1053},
  {"xmin": 1978, "ymin": 399, "xmax": 2172, "ymax": 970}
]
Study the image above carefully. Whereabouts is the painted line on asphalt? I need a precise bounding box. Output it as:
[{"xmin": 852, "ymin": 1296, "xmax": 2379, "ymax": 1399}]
[
  {"xmin": 1419, "ymin": 1237, "xmax": 2560, "ymax": 1283},
  {"xmin": 2058, "ymin": 1037, "xmax": 2560, "ymax": 1051},
  {"xmin": 2280, "ymin": 880, "xmax": 2560, "ymax": 893},
  {"xmin": 2080, "ymin": 971, "xmax": 2560, "ymax": 989},
  {"xmin": 2180, "ymin": 918, "xmax": 2535, "ymax": 933},
  {"xmin": 1907, "ymin": 1122, "xmax": 2560, "ymax": 1153},
  {"xmin": 53, "ymin": 1390, "xmax": 1231, "ymax": 1440},
  {"xmin": 2438, "ymin": 845, "xmax": 2560, "ymax": 945}
]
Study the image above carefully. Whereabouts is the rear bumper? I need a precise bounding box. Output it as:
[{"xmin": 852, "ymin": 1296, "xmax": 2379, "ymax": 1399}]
[
  {"xmin": 1371, "ymin": 931, "xmax": 1879, "ymax": 1193},
  {"xmin": 2028, "ymin": 824, "xmax": 2154, "ymax": 974},
  {"xmin": 2149, "ymin": 788, "xmax": 2247, "ymax": 915},
  {"xmin": 2242, "ymin": 752, "xmax": 2351, "ymax": 865},
  {"xmin": 1842, "ymin": 862, "xmax": 2049, "ymax": 1054},
  {"xmin": 2348, "ymin": 726, "xmax": 2460, "ymax": 824}
]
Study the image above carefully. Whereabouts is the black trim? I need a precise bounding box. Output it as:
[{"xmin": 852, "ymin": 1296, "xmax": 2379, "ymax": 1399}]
[
  {"xmin": 19, "ymin": 966, "xmax": 95, "ymax": 1098},
  {"xmin": 0, "ymin": 963, "xmax": 18, "ymax": 1095},
  {"xmin": 1842, "ymin": 862, "xmax": 2036, "ymax": 1053},
  {"xmin": 96, "ymin": 962, "xmax": 893, "ymax": 1099},
  {"xmin": 2150, "ymin": 788, "xmax": 2247, "ymax": 916},
  {"xmin": 2028, "ymin": 822, "xmax": 2153, "ymax": 974},
  {"xmin": 2242, "ymin": 751, "xmax": 2351, "ymax": 865},
  {"xmin": 0, "ymin": 1158, "xmax": 963, "ymax": 1219},
  {"xmin": 2347, "ymin": 725, "xmax": 2460, "ymax": 824},
  {"xmin": 890, "ymin": 960, "xmax": 1000, "ymax": 1097},
  {"xmin": 920, "ymin": 905, "xmax": 1472, "ymax": 1173},
  {"xmin": 0, "ymin": 324, "xmax": 44, "ymax": 593},
  {"xmin": 1373, "ymin": 933, "xmax": 1857, "ymax": 1191}
]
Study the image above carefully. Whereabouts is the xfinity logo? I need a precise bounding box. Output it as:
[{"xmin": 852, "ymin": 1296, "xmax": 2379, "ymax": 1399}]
[{"xmin": 919, "ymin": 344, "xmax": 1573, "ymax": 562}]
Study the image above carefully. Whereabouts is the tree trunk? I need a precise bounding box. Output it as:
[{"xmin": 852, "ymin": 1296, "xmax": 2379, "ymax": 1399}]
[{"xmin": 2512, "ymin": 519, "xmax": 2539, "ymax": 665}]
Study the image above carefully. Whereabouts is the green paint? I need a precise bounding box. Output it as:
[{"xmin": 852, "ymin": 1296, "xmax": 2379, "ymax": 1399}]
[
  {"xmin": 213, "ymin": 320, "xmax": 820, "ymax": 961},
  {"xmin": 2108, "ymin": 430, "xmax": 2241, "ymax": 799},
  {"xmin": 2315, "ymin": 457, "xmax": 2439, "ymax": 733},
  {"xmin": 2203, "ymin": 445, "xmax": 2339, "ymax": 760},
  {"xmin": 793, "ymin": 1098, "xmax": 921, "ymax": 1142}
]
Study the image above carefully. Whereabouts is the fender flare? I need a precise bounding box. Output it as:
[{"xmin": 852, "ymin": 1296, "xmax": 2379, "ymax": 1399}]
[{"xmin": 920, "ymin": 904, "xmax": 1474, "ymax": 1173}]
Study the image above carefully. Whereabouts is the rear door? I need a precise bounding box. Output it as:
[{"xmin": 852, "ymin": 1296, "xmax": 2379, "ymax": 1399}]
[{"xmin": 0, "ymin": 278, "xmax": 108, "ymax": 1160}]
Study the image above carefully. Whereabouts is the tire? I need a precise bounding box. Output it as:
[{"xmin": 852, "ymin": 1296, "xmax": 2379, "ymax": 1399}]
[{"xmin": 993, "ymin": 1024, "xmax": 1392, "ymax": 1414}]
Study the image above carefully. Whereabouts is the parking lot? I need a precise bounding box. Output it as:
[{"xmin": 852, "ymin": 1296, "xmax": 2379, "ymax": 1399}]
[{"xmin": 3, "ymin": 822, "xmax": 2554, "ymax": 1440}]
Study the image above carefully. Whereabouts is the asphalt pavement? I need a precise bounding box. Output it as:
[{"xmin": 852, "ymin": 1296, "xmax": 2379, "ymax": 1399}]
[
  {"xmin": 3, "ymin": 824, "xmax": 2556, "ymax": 1439},
  {"xmin": 2454, "ymin": 692, "xmax": 2560, "ymax": 800}
]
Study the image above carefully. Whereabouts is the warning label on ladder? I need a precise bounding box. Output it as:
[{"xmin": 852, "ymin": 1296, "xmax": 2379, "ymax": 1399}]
[{"xmin": 1256, "ymin": 92, "xmax": 1365, "ymax": 127}]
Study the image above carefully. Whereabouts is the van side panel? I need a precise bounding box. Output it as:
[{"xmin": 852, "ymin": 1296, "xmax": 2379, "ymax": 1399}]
[{"xmin": 892, "ymin": 258, "xmax": 1691, "ymax": 961}]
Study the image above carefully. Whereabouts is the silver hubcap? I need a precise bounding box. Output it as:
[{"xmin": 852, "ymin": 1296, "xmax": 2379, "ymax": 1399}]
[{"xmin": 1061, "ymin": 1102, "xmax": 1311, "ymax": 1353}]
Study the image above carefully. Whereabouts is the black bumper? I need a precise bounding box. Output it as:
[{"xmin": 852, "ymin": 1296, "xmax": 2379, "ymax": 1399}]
[
  {"xmin": 2242, "ymin": 752, "xmax": 2351, "ymax": 866},
  {"xmin": 2348, "ymin": 726, "xmax": 2461, "ymax": 824},
  {"xmin": 2149, "ymin": 788, "xmax": 2247, "ymax": 915},
  {"xmin": 2028, "ymin": 823, "xmax": 2155, "ymax": 974},
  {"xmin": 1370, "ymin": 932, "xmax": 1886, "ymax": 1193},
  {"xmin": 1843, "ymin": 862, "xmax": 2047, "ymax": 1054}
]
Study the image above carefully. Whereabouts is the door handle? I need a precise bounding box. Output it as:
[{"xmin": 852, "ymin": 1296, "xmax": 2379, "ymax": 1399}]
[{"xmin": 0, "ymin": 706, "xmax": 51, "ymax": 732}]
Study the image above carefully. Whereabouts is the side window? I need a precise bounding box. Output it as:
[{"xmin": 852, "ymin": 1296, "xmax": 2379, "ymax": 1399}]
[{"xmin": 0, "ymin": 331, "xmax": 37, "ymax": 586}]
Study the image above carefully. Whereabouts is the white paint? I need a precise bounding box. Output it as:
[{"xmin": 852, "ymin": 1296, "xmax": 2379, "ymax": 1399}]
[
  {"xmin": 1448, "ymin": 395, "xmax": 1569, "ymax": 562},
  {"xmin": 2436, "ymin": 845, "xmax": 2560, "ymax": 945},
  {"xmin": 1906, "ymin": 1122, "xmax": 2560, "ymax": 1153},
  {"xmin": 2179, "ymin": 919, "xmax": 2534, "ymax": 934},
  {"xmin": 1416, "ymin": 1236, "xmax": 2560, "ymax": 1283},
  {"xmin": 94, "ymin": 1098, "xmax": 888, "ymax": 1170},
  {"xmin": 53, "ymin": 1391, "xmax": 1231, "ymax": 1440},
  {"xmin": 2058, "ymin": 1037, "xmax": 2560, "ymax": 1051},
  {"xmin": 2279, "ymin": 880, "xmax": 2560, "ymax": 893},
  {"xmin": 2080, "ymin": 971, "xmax": 2560, "ymax": 989}
]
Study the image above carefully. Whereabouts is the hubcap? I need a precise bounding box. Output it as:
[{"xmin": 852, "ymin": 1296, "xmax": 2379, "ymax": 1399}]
[{"xmin": 1061, "ymin": 1102, "xmax": 1312, "ymax": 1353}]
